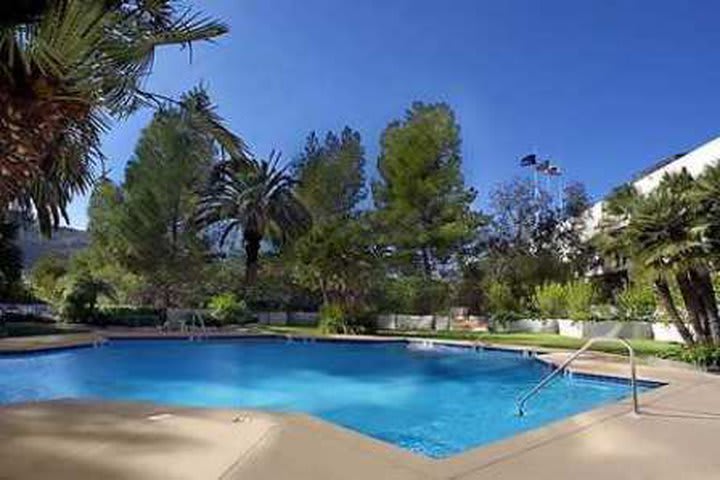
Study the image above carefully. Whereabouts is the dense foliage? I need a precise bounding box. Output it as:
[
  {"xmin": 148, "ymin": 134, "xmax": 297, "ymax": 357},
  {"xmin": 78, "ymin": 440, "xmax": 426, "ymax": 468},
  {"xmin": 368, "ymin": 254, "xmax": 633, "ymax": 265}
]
[
  {"xmin": 0, "ymin": 0, "xmax": 236, "ymax": 234},
  {"xmin": 533, "ymin": 282, "xmax": 567, "ymax": 318},
  {"xmin": 208, "ymin": 293, "xmax": 251, "ymax": 325},
  {"xmin": 477, "ymin": 178, "xmax": 593, "ymax": 317},
  {"xmin": 197, "ymin": 152, "xmax": 312, "ymax": 284},
  {"xmin": 596, "ymin": 167, "xmax": 720, "ymax": 346},
  {"xmin": 23, "ymin": 96, "xmax": 598, "ymax": 331},
  {"xmin": 10, "ymin": 2, "xmax": 720, "ymax": 374},
  {"xmin": 373, "ymin": 102, "xmax": 483, "ymax": 278},
  {"xmin": 295, "ymin": 128, "xmax": 366, "ymax": 222},
  {"xmin": 0, "ymin": 218, "xmax": 24, "ymax": 300}
]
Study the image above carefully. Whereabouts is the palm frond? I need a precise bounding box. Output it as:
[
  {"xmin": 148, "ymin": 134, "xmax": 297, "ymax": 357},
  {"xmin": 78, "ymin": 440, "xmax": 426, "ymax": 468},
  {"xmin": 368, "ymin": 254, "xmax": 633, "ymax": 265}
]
[{"xmin": 1, "ymin": 0, "xmax": 231, "ymax": 234}]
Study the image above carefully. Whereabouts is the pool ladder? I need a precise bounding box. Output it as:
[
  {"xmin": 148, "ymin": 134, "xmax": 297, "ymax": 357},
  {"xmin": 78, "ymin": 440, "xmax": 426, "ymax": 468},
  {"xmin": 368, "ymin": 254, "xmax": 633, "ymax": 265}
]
[
  {"xmin": 516, "ymin": 337, "xmax": 639, "ymax": 417},
  {"xmin": 188, "ymin": 314, "xmax": 208, "ymax": 341}
]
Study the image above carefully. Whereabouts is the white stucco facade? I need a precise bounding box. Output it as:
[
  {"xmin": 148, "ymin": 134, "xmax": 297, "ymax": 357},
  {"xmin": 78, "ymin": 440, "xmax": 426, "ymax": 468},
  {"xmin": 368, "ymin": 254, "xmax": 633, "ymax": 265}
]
[
  {"xmin": 633, "ymin": 136, "xmax": 720, "ymax": 194},
  {"xmin": 584, "ymin": 135, "xmax": 720, "ymax": 238}
]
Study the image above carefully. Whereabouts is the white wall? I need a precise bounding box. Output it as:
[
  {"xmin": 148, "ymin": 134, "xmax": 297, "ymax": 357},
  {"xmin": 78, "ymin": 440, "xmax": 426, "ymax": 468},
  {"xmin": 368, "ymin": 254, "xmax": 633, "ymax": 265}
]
[
  {"xmin": 584, "ymin": 136, "xmax": 720, "ymax": 238},
  {"xmin": 633, "ymin": 137, "xmax": 720, "ymax": 194}
]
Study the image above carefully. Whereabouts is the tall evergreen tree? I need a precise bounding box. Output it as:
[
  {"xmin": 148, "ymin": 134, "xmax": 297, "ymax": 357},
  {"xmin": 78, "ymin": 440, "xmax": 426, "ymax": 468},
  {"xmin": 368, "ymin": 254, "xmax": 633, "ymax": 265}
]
[
  {"xmin": 373, "ymin": 102, "xmax": 481, "ymax": 277},
  {"xmin": 295, "ymin": 127, "xmax": 366, "ymax": 223},
  {"xmin": 287, "ymin": 128, "xmax": 376, "ymax": 317},
  {"xmin": 78, "ymin": 179, "xmax": 143, "ymax": 304},
  {"xmin": 113, "ymin": 89, "xmax": 219, "ymax": 308}
]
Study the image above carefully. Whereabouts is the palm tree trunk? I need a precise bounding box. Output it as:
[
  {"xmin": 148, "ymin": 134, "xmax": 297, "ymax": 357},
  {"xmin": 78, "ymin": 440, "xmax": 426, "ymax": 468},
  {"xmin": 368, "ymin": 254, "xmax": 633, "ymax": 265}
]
[
  {"xmin": 244, "ymin": 231, "xmax": 261, "ymax": 285},
  {"xmin": 653, "ymin": 278, "xmax": 696, "ymax": 346},
  {"xmin": 675, "ymin": 270, "xmax": 711, "ymax": 344},
  {"xmin": 421, "ymin": 247, "xmax": 433, "ymax": 278},
  {"xmin": 690, "ymin": 266, "xmax": 720, "ymax": 344},
  {"xmin": 319, "ymin": 278, "xmax": 329, "ymax": 305}
]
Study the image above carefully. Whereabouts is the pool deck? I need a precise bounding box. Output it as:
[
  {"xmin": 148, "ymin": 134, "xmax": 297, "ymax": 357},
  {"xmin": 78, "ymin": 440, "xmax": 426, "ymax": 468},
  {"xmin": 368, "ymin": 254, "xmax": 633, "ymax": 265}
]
[{"xmin": 1, "ymin": 332, "xmax": 719, "ymax": 479}]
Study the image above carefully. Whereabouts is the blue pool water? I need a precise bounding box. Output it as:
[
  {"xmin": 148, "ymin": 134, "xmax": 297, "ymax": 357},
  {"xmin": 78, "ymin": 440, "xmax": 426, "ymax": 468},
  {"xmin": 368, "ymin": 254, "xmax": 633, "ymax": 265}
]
[{"xmin": 0, "ymin": 339, "xmax": 656, "ymax": 457}]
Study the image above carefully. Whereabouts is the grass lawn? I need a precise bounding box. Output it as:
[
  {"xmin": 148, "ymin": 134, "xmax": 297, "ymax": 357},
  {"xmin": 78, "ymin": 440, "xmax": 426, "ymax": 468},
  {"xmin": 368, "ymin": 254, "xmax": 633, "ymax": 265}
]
[{"xmin": 260, "ymin": 325, "xmax": 683, "ymax": 358}]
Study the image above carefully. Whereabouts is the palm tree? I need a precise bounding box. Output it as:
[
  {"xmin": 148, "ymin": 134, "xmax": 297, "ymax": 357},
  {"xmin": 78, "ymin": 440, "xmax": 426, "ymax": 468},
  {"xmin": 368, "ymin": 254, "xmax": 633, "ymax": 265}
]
[
  {"xmin": 627, "ymin": 186, "xmax": 712, "ymax": 344},
  {"xmin": 197, "ymin": 152, "xmax": 311, "ymax": 284},
  {"xmin": 695, "ymin": 161, "xmax": 720, "ymax": 251},
  {"xmin": 596, "ymin": 171, "xmax": 720, "ymax": 345},
  {"xmin": 1, "ymin": 0, "xmax": 244, "ymax": 233},
  {"xmin": 62, "ymin": 272, "xmax": 116, "ymax": 322}
]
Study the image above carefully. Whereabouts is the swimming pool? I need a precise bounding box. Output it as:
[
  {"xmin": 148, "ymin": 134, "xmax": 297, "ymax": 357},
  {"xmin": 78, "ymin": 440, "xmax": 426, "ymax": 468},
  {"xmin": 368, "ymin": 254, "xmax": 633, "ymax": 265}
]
[{"xmin": 0, "ymin": 339, "xmax": 657, "ymax": 458}]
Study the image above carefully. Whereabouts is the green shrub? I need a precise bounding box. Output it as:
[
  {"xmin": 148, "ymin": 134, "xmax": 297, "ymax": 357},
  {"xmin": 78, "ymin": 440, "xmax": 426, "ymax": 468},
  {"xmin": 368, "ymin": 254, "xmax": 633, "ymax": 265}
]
[
  {"xmin": 565, "ymin": 280, "xmax": 595, "ymax": 321},
  {"xmin": 677, "ymin": 346, "xmax": 720, "ymax": 369},
  {"xmin": 491, "ymin": 310, "xmax": 521, "ymax": 325},
  {"xmin": 28, "ymin": 254, "xmax": 69, "ymax": 308},
  {"xmin": 96, "ymin": 306, "xmax": 162, "ymax": 327},
  {"xmin": 208, "ymin": 293, "xmax": 252, "ymax": 325},
  {"xmin": 616, "ymin": 282, "xmax": 656, "ymax": 321},
  {"xmin": 374, "ymin": 277, "xmax": 452, "ymax": 315},
  {"xmin": 486, "ymin": 281, "xmax": 519, "ymax": 319},
  {"xmin": 319, "ymin": 303, "xmax": 347, "ymax": 334},
  {"xmin": 591, "ymin": 303, "xmax": 617, "ymax": 321},
  {"xmin": 533, "ymin": 282, "xmax": 567, "ymax": 318},
  {"xmin": 61, "ymin": 275, "xmax": 115, "ymax": 323}
]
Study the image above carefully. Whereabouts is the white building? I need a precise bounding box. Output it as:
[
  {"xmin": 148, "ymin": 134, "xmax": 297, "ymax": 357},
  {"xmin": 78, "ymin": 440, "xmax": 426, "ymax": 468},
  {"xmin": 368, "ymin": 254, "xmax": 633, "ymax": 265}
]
[{"xmin": 584, "ymin": 136, "xmax": 720, "ymax": 239}]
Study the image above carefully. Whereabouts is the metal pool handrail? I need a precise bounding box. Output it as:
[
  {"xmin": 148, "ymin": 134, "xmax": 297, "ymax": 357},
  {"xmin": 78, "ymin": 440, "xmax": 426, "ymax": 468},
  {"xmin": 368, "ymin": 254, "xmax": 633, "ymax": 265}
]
[
  {"xmin": 189, "ymin": 313, "xmax": 208, "ymax": 341},
  {"xmin": 516, "ymin": 337, "xmax": 638, "ymax": 417}
]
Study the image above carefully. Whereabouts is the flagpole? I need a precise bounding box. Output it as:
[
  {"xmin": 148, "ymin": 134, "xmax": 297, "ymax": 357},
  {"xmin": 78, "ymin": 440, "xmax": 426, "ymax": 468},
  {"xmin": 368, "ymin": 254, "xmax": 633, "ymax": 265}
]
[
  {"xmin": 545, "ymin": 170, "xmax": 550, "ymax": 195},
  {"xmin": 532, "ymin": 146, "xmax": 538, "ymax": 200},
  {"xmin": 557, "ymin": 174, "xmax": 563, "ymax": 213}
]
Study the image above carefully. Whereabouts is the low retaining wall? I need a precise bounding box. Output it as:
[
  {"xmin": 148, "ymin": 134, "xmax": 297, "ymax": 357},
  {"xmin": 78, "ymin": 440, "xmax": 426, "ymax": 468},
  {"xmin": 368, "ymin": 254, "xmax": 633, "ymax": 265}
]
[
  {"xmin": 376, "ymin": 314, "xmax": 451, "ymax": 331},
  {"xmin": 497, "ymin": 318, "xmax": 686, "ymax": 342},
  {"xmin": 257, "ymin": 311, "xmax": 479, "ymax": 331},
  {"xmin": 651, "ymin": 323, "xmax": 690, "ymax": 344},
  {"xmin": 494, "ymin": 319, "xmax": 559, "ymax": 334},
  {"xmin": 255, "ymin": 311, "xmax": 688, "ymax": 343},
  {"xmin": 288, "ymin": 312, "xmax": 319, "ymax": 326},
  {"xmin": 556, "ymin": 319, "xmax": 654, "ymax": 340},
  {"xmin": 255, "ymin": 311, "xmax": 319, "ymax": 326},
  {"xmin": 255, "ymin": 312, "xmax": 288, "ymax": 326}
]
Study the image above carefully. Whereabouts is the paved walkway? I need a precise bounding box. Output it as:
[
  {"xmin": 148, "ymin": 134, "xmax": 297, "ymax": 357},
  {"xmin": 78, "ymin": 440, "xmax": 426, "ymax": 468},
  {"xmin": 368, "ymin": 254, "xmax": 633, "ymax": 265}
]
[{"xmin": 0, "ymin": 334, "xmax": 719, "ymax": 479}]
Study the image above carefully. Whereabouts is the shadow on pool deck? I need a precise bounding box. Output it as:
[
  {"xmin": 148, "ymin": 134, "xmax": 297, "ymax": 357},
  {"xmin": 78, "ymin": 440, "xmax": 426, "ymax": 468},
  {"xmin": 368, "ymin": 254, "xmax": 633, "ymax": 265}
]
[
  {"xmin": 639, "ymin": 405, "xmax": 720, "ymax": 421},
  {"xmin": 0, "ymin": 401, "xmax": 277, "ymax": 480}
]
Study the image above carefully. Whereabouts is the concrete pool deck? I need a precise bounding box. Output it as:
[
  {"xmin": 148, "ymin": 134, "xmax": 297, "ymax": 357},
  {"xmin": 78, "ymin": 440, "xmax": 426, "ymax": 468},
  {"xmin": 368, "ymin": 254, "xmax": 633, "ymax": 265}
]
[{"xmin": 1, "ymin": 333, "xmax": 719, "ymax": 479}]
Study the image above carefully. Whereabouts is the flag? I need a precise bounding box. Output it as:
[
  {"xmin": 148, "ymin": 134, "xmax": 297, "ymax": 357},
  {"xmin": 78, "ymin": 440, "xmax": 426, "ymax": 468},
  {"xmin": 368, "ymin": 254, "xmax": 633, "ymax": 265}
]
[
  {"xmin": 547, "ymin": 165, "xmax": 562, "ymax": 176},
  {"xmin": 536, "ymin": 160, "xmax": 550, "ymax": 173},
  {"xmin": 519, "ymin": 154, "xmax": 537, "ymax": 167}
]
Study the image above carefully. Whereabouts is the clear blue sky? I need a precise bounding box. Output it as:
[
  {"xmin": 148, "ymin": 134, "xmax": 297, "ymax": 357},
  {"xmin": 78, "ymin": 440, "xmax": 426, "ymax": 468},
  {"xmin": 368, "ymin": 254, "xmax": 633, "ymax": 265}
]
[{"xmin": 66, "ymin": 0, "xmax": 720, "ymax": 229}]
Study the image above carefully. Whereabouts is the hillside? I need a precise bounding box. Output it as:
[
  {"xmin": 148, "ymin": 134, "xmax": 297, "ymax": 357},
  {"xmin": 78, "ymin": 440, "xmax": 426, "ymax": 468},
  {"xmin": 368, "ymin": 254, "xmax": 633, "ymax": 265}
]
[{"xmin": 17, "ymin": 225, "xmax": 89, "ymax": 269}]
